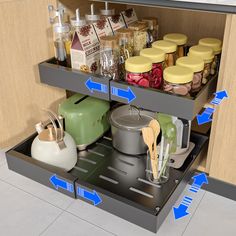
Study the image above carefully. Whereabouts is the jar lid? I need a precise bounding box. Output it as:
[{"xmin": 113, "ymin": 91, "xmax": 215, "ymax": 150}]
[
  {"xmin": 188, "ymin": 45, "xmax": 214, "ymax": 63},
  {"xmin": 100, "ymin": 36, "xmax": 119, "ymax": 48},
  {"xmin": 176, "ymin": 56, "xmax": 204, "ymax": 73},
  {"xmin": 100, "ymin": 9, "xmax": 115, "ymax": 16},
  {"xmin": 142, "ymin": 17, "xmax": 158, "ymax": 27},
  {"xmin": 163, "ymin": 33, "xmax": 188, "ymax": 46},
  {"xmin": 199, "ymin": 38, "xmax": 222, "ymax": 55},
  {"xmin": 70, "ymin": 17, "xmax": 87, "ymax": 27},
  {"xmin": 125, "ymin": 56, "xmax": 152, "ymax": 73},
  {"xmin": 164, "ymin": 66, "xmax": 193, "ymax": 84},
  {"xmin": 152, "ymin": 40, "xmax": 177, "ymax": 53},
  {"xmin": 128, "ymin": 21, "xmax": 148, "ymax": 31},
  {"xmin": 140, "ymin": 48, "xmax": 165, "ymax": 63},
  {"xmin": 116, "ymin": 28, "xmax": 134, "ymax": 39},
  {"xmin": 53, "ymin": 23, "xmax": 70, "ymax": 33}
]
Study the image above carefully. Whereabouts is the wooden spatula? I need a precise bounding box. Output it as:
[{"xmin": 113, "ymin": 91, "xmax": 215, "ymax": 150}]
[{"xmin": 142, "ymin": 127, "xmax": 158, "ymax": 180}]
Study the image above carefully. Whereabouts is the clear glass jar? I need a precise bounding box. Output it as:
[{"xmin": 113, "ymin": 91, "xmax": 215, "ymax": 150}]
[
  {"xmin": 100, "ymin": 36, "xmax": 119, "ymax": 80},
  {"xmin": 125, "ymin": 56, "xmax": 152, "ymax": 87},
  {"xmin": 163, "ymin": 33, "xmax": 188, "ymax": 59},
  {"xmin": 140, "ymin": 48, "xmax": 165, "ymax": 89},
  {"xmin": 100, "ymin": 2, "xmax": 115, "ymax": 17},
  {"xmin": 142, "ymin": 17, "xmax": 159, "ymax": 43},
  {"xmin": 152, "ymin": 40, "xmax": 177, "ymax": 68},
  {"xmin": 85, "ymin": 4, "xmax": 100, "ymax": 24},
  {"xmin": 163, "ymin": 66, "xmax": 193, "ymax": 96}
]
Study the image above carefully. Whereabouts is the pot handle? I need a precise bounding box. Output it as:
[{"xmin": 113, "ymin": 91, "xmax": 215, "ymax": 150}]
[{"xmin": 129, "ymin": 105, "xmax": 141, "ymax": 120}]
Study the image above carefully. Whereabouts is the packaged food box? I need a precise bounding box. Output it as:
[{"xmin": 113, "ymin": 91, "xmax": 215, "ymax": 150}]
[
  {"xmin": 93, "ymin": 18, "xmax": 113, "ymax": 40},
  {"xmin": 107, "ymin": 14, "xmax": 126, "ymax": 34},
  {"xmin": 121, "ymin": 8, "xmax": 138, "ymax": 27}
]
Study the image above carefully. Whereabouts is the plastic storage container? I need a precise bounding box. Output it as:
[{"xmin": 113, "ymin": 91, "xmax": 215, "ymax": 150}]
[
  {"xmin": 100, "ymin": 1, "xmax": 115, "ymax": 17},
  {"xmin": 142, "ymin": 17, "xmax": 159, "ymax": 43},
  {"xmin": 152, "ymin": 40, "xmax": 177, "ymax": 67},
  {"xmin": 85, "ymin": 4, "xmax": 100, "ymax": 24},
  {"xmin": 125, "ymin": 56, "xmax": 152, "ymax": 87},
  {"xmin": 163, "ymin": 66, "xmax": 193, "ymax": 96},
  {"xmin": 140, "ymin": 48, "xmax": 165, "ymax": 89},
  {"xmin": 163, "ymin": 33, "xmax": 188, "ymax": 58},
  {"xmin": 176, "ymin": 56, "xmax": 204, "ymax": 94}
]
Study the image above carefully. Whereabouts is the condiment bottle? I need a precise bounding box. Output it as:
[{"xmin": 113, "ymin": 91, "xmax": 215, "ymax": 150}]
[
  {"xmin": 100, "ymin": 36, "xmax": 119, "ymax": 80},
  {"xmin": 176, "ymin": 56, "xmax": 204, "ymax": 95},
  {"xmin": 163, "ymin": 33, "xmax": 188, "ymax": 58},
  {"xmin": 100, "ymin": 2, "xmax": 115, "ymax": 17},
  {"xmin": 163, "ymin": 66, "xmax": 193, "ymax": 96},
  {"xmin": 116, "ymin": 28, "xmax": 134, "ymax": 80},
  {"xmin": 125, "ymin": 56, "xmax": 152, "ymax": 88},
  {"xmin": 188, "ymin": 45, "xmax": 214, "ymax": 84},
  {"xmin": 198, "ymin": 38, "xmax": 222, "ymax": 75},
  {"xmin": 85, "ymin": 4, "xmax": 101, "ymax": 24},
  {"xmin": 152, "ymin": 40, "xmax": 177, "ymax": 67},
  {"xmin": 142, "ymin": 17, "xmax": 159, "ymax": 45},
  {"xmin": 140, "ymin": 48, "xmax": 165, "ymax": 89}
]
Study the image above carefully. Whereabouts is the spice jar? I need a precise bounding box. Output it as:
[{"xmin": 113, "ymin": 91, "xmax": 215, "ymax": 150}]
[
  {"xmin": 188, "ymin": 45, "xmax": 214, "ymax": 84},
  {"xmin": 199, "ymin": 38, "xmax": 222, "ymax": 75},
  {"xmin": 140, "ymin": 48, "xmax": 165, "ymax": 89},
  {"xmin": 142, "ymin": 17, "xmax": 159, "ymax": 43},
  {"xmin": 125, "ymin": 56, "xmax": 152, "ymax": 87},
  {"xmin": 100, "ymin": 36, "xmax": 119, "ymax": 80},
  {"xmin": 116, "ymin": 29, "xmax": 134, "ymax": 80},
  {"xmin": 129, "ymin": 22, "xmax": 148, "ymax": 56},
  {"xmin": 176, "ymin": 56, "xmax": 204, "ymax": 94},
  {"xmin": 152, "ymin": 40, "xmax": 177, "ymax": 67},
  {"xmin": 163, "ymin": 66, "xmax": 193, "ymax": 96},
  {"xmin": 100, "ymin": 2, "xmax": 115, "ymax": 17},
  {"xmin": 163, "ymin": 33, "xmax": 188, "ymax": 58},
  {"xmin": 85, "ymin": 4, "xmax": 100, "ymax": 24}
]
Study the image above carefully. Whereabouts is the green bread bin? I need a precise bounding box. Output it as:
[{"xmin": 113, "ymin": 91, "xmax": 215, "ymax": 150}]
[{"xmin": 58, "ymin": 94, "xmax": 110, "ymax": 150}]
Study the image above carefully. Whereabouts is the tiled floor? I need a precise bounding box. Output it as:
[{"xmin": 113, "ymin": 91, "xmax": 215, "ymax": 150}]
[{"xmin": 0, "ymin": 150, "xmax": 236, "ymax": 236}]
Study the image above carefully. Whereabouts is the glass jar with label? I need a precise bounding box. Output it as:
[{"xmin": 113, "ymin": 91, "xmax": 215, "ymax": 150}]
[
  {"xmin": 125, "ymin": 56, "xmax": 152, "ymax": 87},
  {"xmin": 100, "ymin": 1, "xmax": 115, "ymax": 17},
  {"xmin": 85, "ymin": 4, "xmax": 100, "ymax": 24},
  {"xmin": 142, "ymin": 17, "xmax": 159, "ymax": 43},
  {"xmin": 152, "ymin": 40, "xmax": 177, "ymax": 68},
  {"xmin": 163, "ymin": 33, "xmax": 188, "ymax": 58},
  {"xmin": 188, "ymin": 45, "xmax": 214, "ymax": 84},
  {"xmin": 163, "ymin": 66, "xmax": 193, "ymax": 96},
  {"xmin": 100, "ymin": 36, "xmax": 119, "ymax": 80},
  {"xmin": 198, "ymin": 38, "xmax": 222, "ymax": 75},
  {"xmin": 140, "ymin": 48, "xmax": 165, "ymax": 89},
  {"xmin": 176, "ymin": 56, "xmax": 204, "ymax": 95}
]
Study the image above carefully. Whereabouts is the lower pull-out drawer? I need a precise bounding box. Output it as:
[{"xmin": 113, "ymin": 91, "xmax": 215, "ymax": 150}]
[{"xmin": 6, "ymin": 132, "xmax": 208, "ymax": 233}]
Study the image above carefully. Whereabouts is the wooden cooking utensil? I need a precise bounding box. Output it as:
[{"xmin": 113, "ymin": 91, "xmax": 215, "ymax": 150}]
[{"xmin": 142, "ymin": 127, "xmax": 158, "ymax": 180}]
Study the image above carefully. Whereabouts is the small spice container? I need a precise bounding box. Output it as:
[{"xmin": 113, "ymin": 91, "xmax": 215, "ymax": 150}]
[
  {"xmin": 125, "ymin": 56, "xmax": 152, "ymax": 87},
  {"xmin": 140, "ymin": 48, "xmax": 165, "ymax": 89},
  {"xmin": 85, "ymin": 4, "xmax": 100, "ymax": 24},
  {"xmin": 116, "ymin": 28, "xmax": 134, "ymax": 80},
  {"xmin": 198, "ymin": 38, "xmax": 222, "ymax": 75},
  {"xmin": 100, "ymin": 36, "xmax": 119, "ymax": 80},
  {"xmin": 142, "ymin": 17, "xmax": 159, "ymax": 42},
  {"xmin": 188, "ymin": 45, "xmax": 214, "ymax": 84},
  {"xmin": 152, "ymin": 40, "xmax": 177, "ymax": 67},
  {"xmin": 176, "ymin": 56, "xmax": 204, "ymax": 94},
  {"xmin": 163, "ymin": 33, "xmax": 188, "ymax": 58},
  {"xmin": 163, "ymin": 66, "xmax": 193, "ymax": 96}
]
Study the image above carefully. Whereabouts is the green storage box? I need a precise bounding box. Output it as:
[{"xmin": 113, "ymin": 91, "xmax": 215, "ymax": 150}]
[{"xmin": 59, "ymin": 94, "xmax": 110, "ymax": 150}]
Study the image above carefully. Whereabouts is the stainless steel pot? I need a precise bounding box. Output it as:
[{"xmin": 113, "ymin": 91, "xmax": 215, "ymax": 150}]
[{"xmin": 110, "ymin": 105, "xmax": 156, "ymax": 155}]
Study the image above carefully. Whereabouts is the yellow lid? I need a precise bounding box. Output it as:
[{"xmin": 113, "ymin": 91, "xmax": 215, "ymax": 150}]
[
  {"xmin": 163, "ymin": 33, "xmax": 188, "ymax": 46},
  {"xmin": 125, "ymin": 56, "xmax": 152, "ymax": 73},
  {"xmin": 152, "ymin": 40, "xmax": 177, "ymax": 53},
  {"xmin": 188, "ymin": 45, "xmax": 214, "ymax": 63},
  {"xmin": 199, "ymin": 38, "xmax": 222, "ymax": 55},
  {"xmin": 140, "ymin": 48, "xmax": 165, "ymax": 63},
  {"xmin": 176, "ymin": 56, "xmax": 204, "ymax": 73},
  {"xmin": 164, "ymin": 66, "xmax": 193, "ymax": 84}
]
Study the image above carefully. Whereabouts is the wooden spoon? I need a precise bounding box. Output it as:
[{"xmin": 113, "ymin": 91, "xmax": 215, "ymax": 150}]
[{"xmin": 142, "ymin": 127, "xmax": 158, "ymax": 180}]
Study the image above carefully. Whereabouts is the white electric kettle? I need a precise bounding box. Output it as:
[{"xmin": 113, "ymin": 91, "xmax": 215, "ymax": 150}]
[{"xmin": 31, "ymin": 110, "xmax": 77, "ymax": 171}]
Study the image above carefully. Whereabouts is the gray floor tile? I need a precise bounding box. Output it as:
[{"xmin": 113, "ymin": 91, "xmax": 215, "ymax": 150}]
[
  {"xmin": 0, "ymin": 180, "xmax": 62, "ymax": 236},
  {"xmin": 183, "ymin": 192, "xmax": 236, "ymax": 236},
  {"xmin": 0, "ymin": 150, "xmax": 6, "ymax": 166},
  {"xmin": 41, "ymin": 211, "xmax": 114, "ymax": 236}
]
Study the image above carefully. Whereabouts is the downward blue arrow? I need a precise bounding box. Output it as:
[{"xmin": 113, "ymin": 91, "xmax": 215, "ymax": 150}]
[
  {"xmin": 196, "ymin": 111, "xmax": 212, "ymax": 125},
  {"xmin": 111, "ymin": 86, "xmax": 136, "ymax": 103},
  {"xmin": 214, "ymin": 90, "xmax": 228, "ymax": 100},
  {"xmin": 85, "ymin": 78, "xmax": 108, "ymax": 94},
  {"xmin": 77, "ymin": 187, "xmax": 102, "ymax": 206},
  {"xmin": 192, "ymin": 173, "xmax": 208, "ymax": 188},
  {"xmin": 173, "ymin": 204, "xmax": 189, "ymax": 220},
  {"xmin": 50, "ymin": 174, "xmax": 74, "ymax": 193}
]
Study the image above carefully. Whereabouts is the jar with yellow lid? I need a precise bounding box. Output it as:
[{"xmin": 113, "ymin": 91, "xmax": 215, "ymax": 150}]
[
  {"xmin": 125, "ymin": 56, "xmax": 152, "ymax": 87},
  {"xmin": 100, "ymin": 36, "xmax": 119, "ymax": 80},
  {"xmin": 140, "ymin": 48, "xmax": 165, "ymax": 89},
  {"xmin": 152, "ymin": 40, "xmax": 177, "ymax": 68},
  {"xmin": 188, "ymin": 45, "xmax": 214, "ymax": 84},
  {"xmin": 176, "ymin": 56, "xmax": 204, "ymax": 94},
  {"xmin": 199, "ymin": 38, "xmax": 222, "ymax": 75},
  {"xmin": 163, "ymin": 33, "xmax": 188, "ymax": 58},
  {"xmin": 163, "ymin": 66, "xmax": 193, "ymax": 96}
]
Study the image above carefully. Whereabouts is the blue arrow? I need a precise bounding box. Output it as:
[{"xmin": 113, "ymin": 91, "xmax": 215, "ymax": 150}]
[
  {"xmin": 50, "ymin": 174, "xmax": 74, "ymax": 193},
  {"xmin": 77, "ymin": 187, "xmax": 102, "ymax": 206},
  {"xmin": 85, "ymin": 78, "xmax": 108, "ymax": 93},
  {"xmin": 192, "ymin": 173, "xmax": 208, "ymax": 188},
  {"xmin": 214, "ymin": 90, "xmax": 228, "ymax": 100},
  {"xmin": 111, "ymin": 86, "xmax": 136, "ymax": 103},
  {"xmin": 196, "ymin": 111, "xmax": 212, "ymax": 125},
  {"xmin": 173, "ymin": 204, "xmax": 189, "ymax": 220}
]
